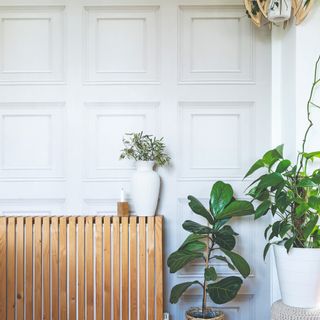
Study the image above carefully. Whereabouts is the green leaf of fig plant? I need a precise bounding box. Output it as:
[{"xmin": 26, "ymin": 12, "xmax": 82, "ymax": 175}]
[
  {"xmin": 167, "ymin": 181, "xmax": 254, "ymax": 317},
  {"xmin": 245, "ymin": 56, "xmax": 320, "ymax": 258}
]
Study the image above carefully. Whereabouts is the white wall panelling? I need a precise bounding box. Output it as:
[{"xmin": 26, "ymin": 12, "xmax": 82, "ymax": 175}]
[
  {"xmin": 84, "ymin": 6, "xmax": 159, "ymax": 84},
  {"xmin": 83, "ymin": 102, "xmax": 159, "ymax": 181},
  {"xmin": 0, "ymin": 102, "xmax": 65, "ymax": 181},
  {"xmin": 0, "ymin": 6, "xmax": 65, "ymax": 84},
  {"xmin": 179, "ymin": 5, "xmax": 254, "ymax": 84},
  {"xmin": 178, "ymin": 101, "xmax": 255, "ymax": 180}
]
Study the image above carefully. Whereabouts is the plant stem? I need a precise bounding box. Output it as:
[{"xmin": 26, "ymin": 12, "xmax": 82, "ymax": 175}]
[{"xmin": 202, "ymin": 236, "xmax": 210, "ymax": 316}]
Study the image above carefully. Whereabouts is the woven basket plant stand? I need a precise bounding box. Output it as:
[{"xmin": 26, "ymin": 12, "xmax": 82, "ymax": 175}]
[{"xmin": 272, "ymin": 300, "xmax": 320, "ymax": 320}]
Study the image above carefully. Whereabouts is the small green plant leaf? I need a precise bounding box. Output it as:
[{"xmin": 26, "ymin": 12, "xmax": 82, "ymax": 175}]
[
  {"xmin": 217, "ymin": 201, "xmax": 254, "ymax": 220},
  {"xmin": 244, "ymin": 159, "xmax": 265, "ymax": 179},
  {"xmin": 213, "ymin": 255, "xmax": 235, "ymax": 271},
  {"xmin": 167, "ymin": 250, "xmax": 203, "ymax": 273},
  {"xmin": 284, "ymin": 238, "xmax": 295, "ymax": 253},
  {"xmin": 209, "ymin": 181, "xmax": 233, "ymax": 215},
  {"xmin": 182, "ymin": 220, "xmax": 212, "ymax": 234},
  {"xmin": 205, "ymin": 267, "xmax": 217, "ymax": 281},
  {"xmin": 263, "ymin": 243, "xmax": 271, "ymax": 260},
  {"xmin": 170, "ymin": 281, "xmax": 201, "ymax": 304},
  {"xmin": 303, "ymin": 215, "xmax": 319, "ymax": 239},
  {"xmin": 279, "ymin": 222, "xmax": 291, "ymax": 238},
  {"xmin": 257, "ymin": 173, "xmax": 284, "ymax": 190},
  {"xmin": 276, "ymin": 159, "xmax": 291, "ymax": 173},
  {"xmin": 187, "ymin": 196, "xmax": 214, "ymax": 225},
  {"xmin": 296, "ymin": 203, "xmax": 309, "ymax": 218},
  {"xmin": 297, "ymin": 178, "xmax": 317, "ymax": 188},
  {"xmin": 207, "ymin": 277, "xmax": 243, "ymax": 304},
  {"xmin": 220, "ymin": 249, "xmax": 250, "ymax": 278}
]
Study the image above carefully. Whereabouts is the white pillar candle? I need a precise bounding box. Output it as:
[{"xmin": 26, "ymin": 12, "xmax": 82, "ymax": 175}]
[{"xmin": 120, "ymin": 188, "xmax": 125, "ymax": 202}]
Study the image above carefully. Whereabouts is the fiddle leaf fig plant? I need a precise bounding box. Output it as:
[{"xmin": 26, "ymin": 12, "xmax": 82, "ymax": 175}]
[
  {"xmin": 245, "ymin": 56, "xmax": 320, "ymax": 258},
  {"xmin": 167, "ymin": 181, "xmax": 254, "ymax": 317}
]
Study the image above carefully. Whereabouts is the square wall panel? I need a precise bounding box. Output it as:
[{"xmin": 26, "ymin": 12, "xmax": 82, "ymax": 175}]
[
  {"xmin": 84, "ymin": 102, "xmax": 159, "ymax": 181},
  {"xmin": 84, "ymin": 6, "xmax": 159, "ymax": 83},
  {"xmin": 178, "ymin": 102, "xmax": 254, "ymax": 180},
  {"xmin": 0, "ymin": 102, "xmax": 65, "ymax": 180},
  {"xmin": 0, "ymin": 6, "xmax": 65, "ymax": 83},
  {"xmin": 179, "ymin": 6, "xmax": 254, "ymax": 84}
]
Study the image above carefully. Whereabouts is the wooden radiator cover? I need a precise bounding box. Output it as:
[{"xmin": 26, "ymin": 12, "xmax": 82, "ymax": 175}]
[{"xmin": 0, "ymin": 216, "xmax": 163, "ymax": 320}]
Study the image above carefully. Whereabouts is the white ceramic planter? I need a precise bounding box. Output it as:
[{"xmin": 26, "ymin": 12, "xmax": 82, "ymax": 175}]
[
  {"xmin": 131, "ymin": 161, "xmax": 160, "ymax": 216},
  {"xmin": 268, "ymin": 0, "xmax": 292, "ymax": 23},
  {"xmin": 274, "ymin": 245, "xmax": 320, "ymax": 308}
]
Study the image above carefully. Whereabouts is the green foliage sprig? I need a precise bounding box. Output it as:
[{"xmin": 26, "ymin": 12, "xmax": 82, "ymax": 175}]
[
  {"xmin": 245, "ymin": 56, "xmax": 320, "ymax": 258},
  {"xmin": 120, "ymin": 132, "xmax": 170, "ymax": 166},
  {"xmin": 167, "ymin": 181, "xmax": 254, "ymax": 317}
]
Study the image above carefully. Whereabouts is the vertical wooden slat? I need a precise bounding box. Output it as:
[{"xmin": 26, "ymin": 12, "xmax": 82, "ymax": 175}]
[
  {"xmin": 59, "ymin": 217, "xmax": 67, "ymax": 320},
  {"xmin": 51, "ymin": 217, "xmax": 59, "ymax": 320},
  {"xmin": 148, "ymin": 217, "xmax": 155, "ymax": 320},
  {"xmin": 113, "ymin": 217, "xmax": 120, "ymax": 320},
  {"xmin": 139, "ymin": 217, "xmax": 146, "ymax": 320},
  {"xmin": 34, "ymin": 217, "xmax": 42, "ymax": 320},
  {"xmin": 43, "ymin": 217, "xmax": 50, "ymax": 320},
  {"xmin": 130, "ymin": 217, "xmax": 137, "ymax": 320},
  {"xmin": 104, "ymin": 217, "xmax": 111, "ymax": 320},
  {"xmin": 96, "ymin": 217, "xmax": 103, "ymax": 320},
  {"xmin": 122, "ymin": 217, "xmax": 129, "ymax": 320},
  {"xmin": 16, "ymin": 217, "xmax": 24, "ymax": 320},
  {"xmin": 69, "ymin": 217, "xmax": 76, "ymax": 320},
  {"xmin": 25, "ymin": 218, "xmax": 33, "ymax": 320},
  {"xmin": 78, "ymin": 217, "xmax": 85, "ymax": 320},
  {"xmin": 155, "ymin": 217, "xmax": 163, "ymax": 320},
  {"xmin": 86, "ymin": 217, "xmax": 94, "ymax": 320},
  {"xmin": 0, "ymin": 217, "xmax": 7, "ymax": 319}
]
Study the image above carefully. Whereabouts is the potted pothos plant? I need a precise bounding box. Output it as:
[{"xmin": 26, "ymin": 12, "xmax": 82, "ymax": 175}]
[
  {"xmin": 167, "ymin": 181, "xmax": 254, "ymax": 320},
  {"xmin": 245, "ymin": 57, "xmax": 320, "ymax": 308},
  {"xmin": 120, "ymin": 132, "xmax": 170, "ymax": 216}
]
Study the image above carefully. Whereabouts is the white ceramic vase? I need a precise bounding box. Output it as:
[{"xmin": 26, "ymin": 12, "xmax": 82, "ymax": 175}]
[
  {"xmin": 274, "ymin": 245, "xmax": 320, "ymax": 308},
  {"xmin": 131, "ymin": 161, "xmax": 160, "ymax": 216},
  {"xmin": 268, "ymin": 0, "xmax": 292, "ymax": 23}
]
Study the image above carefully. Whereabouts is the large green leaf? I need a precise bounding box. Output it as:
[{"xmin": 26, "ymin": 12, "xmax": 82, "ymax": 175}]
[
  {"xmin": 182, "ymin": 220, "xmax": 212, "ymax": 234},
  {"xmin": 188, "ymin": 196, "xmax": 215, "ymax": 225},
  {"xmin": 179, "ymin": 234, "xmax": 206, "ymax": 250},
  {"xmin": 217, "ymin": 201, "xmax": 254, "ymax": 220},
  {"xmin": 262, "ymin": 145, "xmax": 284, "ymax": 167},
  {"xmin": 207, "ymin": 277, "xmax": 243, "ymax": 304},
  {"xmin": 220, "ymin": 249, "xmax": 250, "ymax": 278},
  {"xmin": 257, "ymin": 173, "xmax": 284, "ymax": 190},
  {"xmin": 170, "ymin": 281, "xmax": 200, "ymax": 304},
  {"xmin": 244, "ymin": 159, "xmax": 265, "ymax": 179},
  {"xmin": 254, "ymin": 200, "xmax": 271, "ymax": 220},
  {"xmin": 210, "ymin": 181, "xmax": 233, "ymax": 215},
  {"xmin": 297, "ymin": 178, "xmax": 317, "ymax": 188},
  {"xmin": 215, "ymin": 233, "xmax": 236, "ymax": 251},
  {"xmin": 308, "ymin": 196, "xmax": 320, "ymax": 211},
  {"xmin": 213, "ymin": 255, "xmax": 235, "ymax": 271},
  {"xmin": 167, "ymin": 250, "xmax": 203, "ymax": 273},
  {"xmin": 181, "ymin": 241, "xmax": 207, "ymax": 253},
  {"xmin": 205, "ymin": 267, "xmax": 217, "ymax": 281}
]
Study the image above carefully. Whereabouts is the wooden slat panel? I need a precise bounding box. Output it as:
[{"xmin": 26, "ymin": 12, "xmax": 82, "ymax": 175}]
[
  {"xmin": 104, "ymin": 217, "xmax": 111, "ymax": 320},
  {"xmin": 59, "ymin": 217, "xmax": 67, "ymax": 320},
  {"xmin": 78, "ymin": 217, "xmax": 85, "ymax": 320},
  {"xmin": 122, "ymin": 217, "xmax": 129, "ymax": 320},
  {"xmin": 130, "ymin": 217, "xmax": 138, "ymax": 320},
  {"xmin": 25, "ymin": 218, "xmax": 33, "ymax": 320},
  {"xmin": 155, "ymin": 217, "xmax": 163, "ymax": 320},
  {"xmin": 43, "ymin": 217, "xmax": 50, "ymax": 320},
  {"xmin": 16, "ymin": 217, "xmax": 24, "ymax": 320},
  {"xmin": 69, "ymin": 217, "xmax": 76, "ymax": 320},
  {"xmin": 34, "ymin": 217, "xmax": 42, "ymax": 320},
  {"xmin": 0, "ymin": 217, "xmax": 6, "ymax": 320},
  {"xmin": 51, "ymin": 217, "xmax": 59, "ymax": 320},
  {"xmin": 139, "ymin": 217, "xmax": 146, "ymax": 320},
  {"xmin": 86, "ymin": 217, "xmax": 94, "ymax": 320},
  {"xmin": 96, "ymin": 217, "xmax": 103, "ymax": 320},
  {"xmin": 148, "ymin": 217, "xmax": 155, "ymax": 320},
  {"xmin": 113, "ymin": 217, "xmax": 120, "ymax": 320}
]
